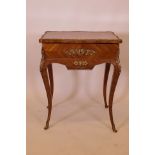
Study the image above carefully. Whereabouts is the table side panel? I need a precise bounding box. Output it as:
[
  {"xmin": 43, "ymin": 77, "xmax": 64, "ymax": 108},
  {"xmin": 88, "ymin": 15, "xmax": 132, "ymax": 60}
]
[
  {"xmin": 42, "ymin": 43, "xmax": 119, "ymax": 69},
  {"xmin": 43, "ymin": 43, "xmax": 119, "ymax": 59}
]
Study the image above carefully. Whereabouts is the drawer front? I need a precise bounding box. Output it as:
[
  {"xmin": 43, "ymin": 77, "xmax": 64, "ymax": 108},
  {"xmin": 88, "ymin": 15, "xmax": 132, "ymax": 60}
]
[
  {"xmin": 42, "ymin": 43, "xmax": 119, "ymax": 60},
  {"xmin": 44, "ymin": 57, "xmax": 113, "ymax": 70}
]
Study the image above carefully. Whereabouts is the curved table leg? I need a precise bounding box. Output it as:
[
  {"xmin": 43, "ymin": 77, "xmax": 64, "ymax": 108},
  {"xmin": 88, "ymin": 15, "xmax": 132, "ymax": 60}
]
[
  {"xmin": 48, "ymin": 64, "xmax": 54, "ymax": 103},
  {"xmin": 40, "ymin": 61, "xmax": 53, "ymax": 130},
  {"xmin": 47, "ymin": 64, "xmax": 54, "ymax": 119},
  {"xmin": 109, "ymin": 63, "xmax": 121, "ymax": 132},
  {"xmin": 103, "ymin": 63, "xmax": 111, "ymax": 108}
]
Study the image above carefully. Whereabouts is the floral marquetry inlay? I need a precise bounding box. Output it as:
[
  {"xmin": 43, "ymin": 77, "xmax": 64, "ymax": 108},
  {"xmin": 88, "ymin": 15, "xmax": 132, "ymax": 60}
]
[{"xmin": 65, "ymin": 48, "xmax": 96, "ymax": 57}]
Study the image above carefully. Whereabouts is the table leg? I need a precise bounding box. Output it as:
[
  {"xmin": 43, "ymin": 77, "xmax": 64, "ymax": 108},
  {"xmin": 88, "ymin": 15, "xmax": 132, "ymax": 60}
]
[
  {"xmin": 109, "ymin": 63, "xmax": 121, "ymax": 132},
  {"xmin": 103, "ymin": 63, "xmax": 111, "ymax": 108},
  {"xmin": 40, "ymin": 62, "xmax": 53, "ymax": 130},
  {"xmin": 47, "ymin": 64, "xmax": 54, "ymax": 125},
  {"xmin": 48, "ymin": 64, "xmax": 54, "ymax": 101}
]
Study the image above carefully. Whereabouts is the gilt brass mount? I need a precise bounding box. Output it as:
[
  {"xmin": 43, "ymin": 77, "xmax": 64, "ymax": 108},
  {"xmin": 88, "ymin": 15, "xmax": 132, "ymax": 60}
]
[
  {"xmin": 73, "ymin": 60, "xmax": 88, "ymax": 66},
  {"xmin": 65, "ymin": 48, "xmax": 95, "ymax": 56}
]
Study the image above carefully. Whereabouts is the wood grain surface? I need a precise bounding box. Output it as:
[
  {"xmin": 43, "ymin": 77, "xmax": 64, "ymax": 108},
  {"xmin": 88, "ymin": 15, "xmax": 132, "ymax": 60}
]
[
  {"xmin": 39, "ymin": 31, "xmax": 122, "ymax": 132},
  {"xmin": 39, "ymin": 31, "xmax": 122, "ymax": 44}
]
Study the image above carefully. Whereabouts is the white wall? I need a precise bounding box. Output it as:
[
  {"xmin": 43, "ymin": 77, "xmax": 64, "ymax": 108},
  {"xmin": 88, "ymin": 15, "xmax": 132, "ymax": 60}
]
[{"xmin": 27, "ymin": 0, "xmax": 128, "ymax": 34}]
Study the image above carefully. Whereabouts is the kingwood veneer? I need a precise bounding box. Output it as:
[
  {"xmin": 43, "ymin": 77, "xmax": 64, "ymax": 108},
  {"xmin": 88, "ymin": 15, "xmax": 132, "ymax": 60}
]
[{"xmin": 39, "ymin": 31, "xmax": 122, "ymax": 132}]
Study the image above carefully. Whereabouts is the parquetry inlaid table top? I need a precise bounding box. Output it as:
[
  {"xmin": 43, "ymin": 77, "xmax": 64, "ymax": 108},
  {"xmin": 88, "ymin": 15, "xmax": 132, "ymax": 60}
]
[
  {"xmin": 39, "ymin": 31, "xmax": 122, "ymax": 132},
  {"xmin": 39, "ymin": 31, "xmax": 122, "ymax": 43}
]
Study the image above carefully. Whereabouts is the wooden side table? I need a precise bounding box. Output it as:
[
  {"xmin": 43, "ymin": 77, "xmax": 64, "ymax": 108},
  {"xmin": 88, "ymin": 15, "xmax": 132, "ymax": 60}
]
[{"xmin": 39, "ymin": 31, "xmax": 122, "ymax": 132}]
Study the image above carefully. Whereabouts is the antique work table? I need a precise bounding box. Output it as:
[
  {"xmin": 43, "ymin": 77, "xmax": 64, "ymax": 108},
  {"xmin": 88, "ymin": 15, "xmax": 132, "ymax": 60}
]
[{"xmin": 39, "ymin": 31, "xmax": 122, "ymax": 132}]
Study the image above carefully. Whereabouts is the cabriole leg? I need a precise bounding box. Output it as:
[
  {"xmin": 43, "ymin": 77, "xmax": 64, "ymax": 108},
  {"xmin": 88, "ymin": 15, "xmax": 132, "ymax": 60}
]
[
  {"xmin": 109, "ymin": 63, "xmax": 121, "ymax": 132},
  {"xmin": 40, "ymin": 61, "xmax": 53, "ymax": 130},
  {"xmin": 103, "ymin": 63, "xmax": 111, "ymax": 108}
]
